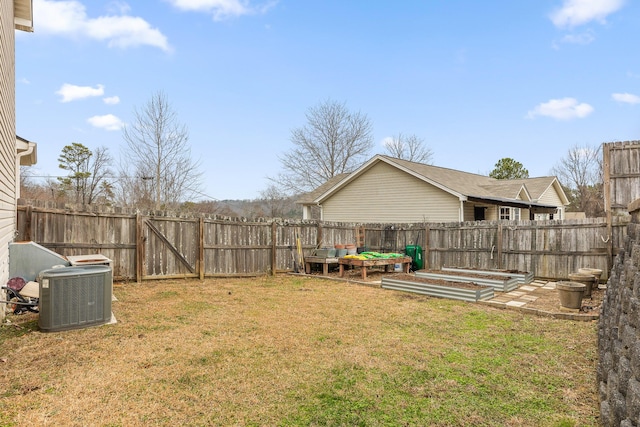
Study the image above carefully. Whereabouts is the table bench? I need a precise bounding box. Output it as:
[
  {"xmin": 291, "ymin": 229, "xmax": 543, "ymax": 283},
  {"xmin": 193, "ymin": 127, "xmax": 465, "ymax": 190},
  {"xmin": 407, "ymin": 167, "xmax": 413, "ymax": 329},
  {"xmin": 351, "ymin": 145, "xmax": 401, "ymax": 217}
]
[
  {"xmin": 305, "ymin": 256, "xmax": 340, "ymax": 275},
  {"xmin": 338, "ymin": 256, "xmax": 412, "ymax": 280}
]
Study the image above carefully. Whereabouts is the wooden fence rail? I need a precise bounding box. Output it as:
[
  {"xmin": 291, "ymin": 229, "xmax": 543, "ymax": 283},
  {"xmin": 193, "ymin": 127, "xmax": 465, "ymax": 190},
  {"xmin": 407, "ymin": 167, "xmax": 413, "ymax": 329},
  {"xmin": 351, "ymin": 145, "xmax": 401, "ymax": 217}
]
[{"xmin": 15, "ymin": 203, "xmax": 629, "ymax": 282}]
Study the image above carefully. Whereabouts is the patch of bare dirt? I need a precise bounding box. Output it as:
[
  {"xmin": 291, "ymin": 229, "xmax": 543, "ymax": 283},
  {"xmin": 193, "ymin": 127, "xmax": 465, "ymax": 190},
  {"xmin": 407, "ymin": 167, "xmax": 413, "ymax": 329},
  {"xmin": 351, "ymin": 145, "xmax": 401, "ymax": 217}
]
[{"xmin": 522, "ymin": 284, "xmax": 605, "ymax": 316}]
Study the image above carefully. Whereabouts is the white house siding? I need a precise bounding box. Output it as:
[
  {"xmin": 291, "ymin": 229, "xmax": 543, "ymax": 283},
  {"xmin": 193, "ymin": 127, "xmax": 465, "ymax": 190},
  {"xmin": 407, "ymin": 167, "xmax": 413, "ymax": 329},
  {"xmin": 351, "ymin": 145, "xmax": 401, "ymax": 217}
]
[
  {"xmin": 463, "ymin": 203, "xmax": 476, "ymax": 221},
  {"xmin": 538, "ymin": 186, "xmax": 565, "ymax": 219},
  {"xmin": 0, "ymin": 2, "xmax": 18, "ymax": 318},
  {"xmin": 321, "ymin": 161, "xmax": 461, "ymax": 223}
]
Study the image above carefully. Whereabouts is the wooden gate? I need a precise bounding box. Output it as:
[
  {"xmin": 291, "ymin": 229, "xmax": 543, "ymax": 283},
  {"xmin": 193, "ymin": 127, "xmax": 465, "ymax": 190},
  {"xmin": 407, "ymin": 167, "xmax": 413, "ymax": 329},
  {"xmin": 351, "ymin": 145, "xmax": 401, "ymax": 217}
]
[{"xmin": 137, "ymin": 215, "xmax": 201, "ymax": 280}]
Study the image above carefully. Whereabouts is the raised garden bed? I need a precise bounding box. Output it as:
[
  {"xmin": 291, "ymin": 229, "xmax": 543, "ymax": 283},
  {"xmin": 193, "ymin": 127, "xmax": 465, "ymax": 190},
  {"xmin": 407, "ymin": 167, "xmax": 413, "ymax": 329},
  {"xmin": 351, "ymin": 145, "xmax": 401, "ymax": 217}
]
[
  {"xmin": 381, "ymin": 274, "xmax": 494, "ymax": 302},
  {"xmin": 415, "ymin": 269, "xmax": 520, "ymax": 292},
  {"xmin": 442, "ymin": 266, "xmax": 533, "ymax": 285}
]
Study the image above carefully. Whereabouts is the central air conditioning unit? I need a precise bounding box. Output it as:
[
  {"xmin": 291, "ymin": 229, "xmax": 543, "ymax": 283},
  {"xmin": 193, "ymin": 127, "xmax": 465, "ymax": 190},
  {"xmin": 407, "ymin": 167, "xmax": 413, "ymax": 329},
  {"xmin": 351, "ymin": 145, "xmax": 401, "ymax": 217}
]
[{"xmin": 37, "ymin": 265, "xmax": 113, "ymax": 332}]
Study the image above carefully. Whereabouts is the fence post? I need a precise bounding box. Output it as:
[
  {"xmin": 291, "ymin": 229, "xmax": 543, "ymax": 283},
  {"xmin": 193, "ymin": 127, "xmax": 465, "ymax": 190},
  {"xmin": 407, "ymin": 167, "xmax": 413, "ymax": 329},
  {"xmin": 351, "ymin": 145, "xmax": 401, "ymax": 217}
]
[
  {"xmin": 497, "ymin": 223, "xmax": 503, "ymax": 270},
  {"xmin": 136, "ymin": 213, "xmax": 144, "ymax": 283},
  {"xmin": 317, "ymin": 222, "xmax": 323, "ymax": 248},
  {"xmin": 24, "ymin": 204, "xmax": 32, "ymax": 241},
  {"xmin": 603, "ymin": 143, "xmax": 613, "ymax": 272},
  {"xmin": 424, "ymin": 224, "xmax": 430, "ymax": 270},
  {"xmin": 199, "ymin": 217, "xmax": 205, "ymax": 280},
  {"xmin": 271, "ymin": 221, "xmax": 277, "ymax": 275}
]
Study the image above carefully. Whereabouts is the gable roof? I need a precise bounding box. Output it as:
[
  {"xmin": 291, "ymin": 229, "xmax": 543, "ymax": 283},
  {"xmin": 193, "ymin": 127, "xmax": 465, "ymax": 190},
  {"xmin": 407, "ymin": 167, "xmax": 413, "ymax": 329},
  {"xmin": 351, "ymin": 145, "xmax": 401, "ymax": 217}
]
[
  {"xmin": 310, "ymin": 155, "xmax": 565, "ymax": 211},
  {"xmin": 480, "ymin": 181, "xmax": 532, "ymax": 201},
  {"xmin": 295, "ymin": 173, "xmax": 350, "ymax": 205},
  {"xmin": 506, "ymin": 176, "xmax": 570, "ymax": 205}
]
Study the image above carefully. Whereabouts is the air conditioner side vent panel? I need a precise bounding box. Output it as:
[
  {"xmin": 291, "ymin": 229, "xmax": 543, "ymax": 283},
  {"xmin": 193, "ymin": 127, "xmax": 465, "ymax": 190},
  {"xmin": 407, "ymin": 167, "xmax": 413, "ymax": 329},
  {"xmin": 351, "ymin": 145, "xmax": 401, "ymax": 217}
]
[{"xmin": 38, "ymin": 266, "xmax": 113, "ymax": 332}]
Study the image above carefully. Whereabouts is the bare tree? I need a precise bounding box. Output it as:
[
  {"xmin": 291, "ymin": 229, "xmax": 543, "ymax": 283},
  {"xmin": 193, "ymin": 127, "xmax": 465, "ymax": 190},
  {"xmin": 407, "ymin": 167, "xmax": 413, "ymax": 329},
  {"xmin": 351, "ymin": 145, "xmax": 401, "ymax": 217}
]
[
  {"xmin": 383, "ymin": 133, "xmax": 434, "ymax": 164},
  {"xmin": 20, "ymin": 167, "xmax": 53, "ymax": 201},
  {"xmin": 271, "ymin": 99, "xmax": 374, "ymax": 194},
  {"xmin": 120, "ymin": 91, "xmax": 202, "ymax": 209},
  {"xmin": 259, "ymin": 184, "xmax": 298, "ymax": 218},
  {"xmin": 551, "ymin": 144, "xmax": 604, "ymax": 217}
]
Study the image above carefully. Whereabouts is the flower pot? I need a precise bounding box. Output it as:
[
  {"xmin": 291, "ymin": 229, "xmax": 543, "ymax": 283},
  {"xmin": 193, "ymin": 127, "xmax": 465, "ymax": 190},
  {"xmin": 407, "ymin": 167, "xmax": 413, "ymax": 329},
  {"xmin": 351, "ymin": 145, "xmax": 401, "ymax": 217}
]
[
  {"xmin": 556, "ymin": 281, "xmax": 586, "ymax": 309},
  {"xmin": 578, "ymin": 267, "xmax": 603, "ymax": 283},
  {"xmin": 568, "ymin": 272, "xmax": 596, "ymax": 298}
]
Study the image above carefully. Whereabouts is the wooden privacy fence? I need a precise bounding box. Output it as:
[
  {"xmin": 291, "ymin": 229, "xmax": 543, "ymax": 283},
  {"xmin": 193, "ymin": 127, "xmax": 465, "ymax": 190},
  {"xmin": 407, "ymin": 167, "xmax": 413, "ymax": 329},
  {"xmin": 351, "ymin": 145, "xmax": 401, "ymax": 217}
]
[{"xmin": 15, "ymin": 203, "xmax": 628, "ymax": 282}]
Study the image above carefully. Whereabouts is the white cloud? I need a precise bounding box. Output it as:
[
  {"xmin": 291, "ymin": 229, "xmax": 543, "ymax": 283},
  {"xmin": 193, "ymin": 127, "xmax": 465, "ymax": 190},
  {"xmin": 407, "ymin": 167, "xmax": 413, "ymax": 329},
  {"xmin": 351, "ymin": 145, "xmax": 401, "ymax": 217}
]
[
  {"xmin": 612, "ymin": 92, "xmax": 640, "ymax": 105},
  {"xmin": 550, "ymin": 0, "xmax": 626, "ymax": 28},
  {"xmin": 106, "ymin": 1, "xmax": 132, "ymax": 15},
  {"xmin": 552, "ymin": 30, "xmax": 595, "ymax": 49},
  {"xmin": 33, "ymin": 0, "xmax": 171, "ymax": 52},
  {"xmin": 167, "ymin": 0, "xmax": 278, "ymax": 21},
  {"xmin": 526, "ymin": 98, "xmax": 594, "ymax": 120},
  {"xmin": 103, "ymin": 96, "xmax": 121, "ymax": 105},
  {"xmin": 560, "ymin": 31, "xmax": 595, "ymax": 45},
  {"xmin": 56, "ymin": 83, "xmax": 105, "ymax": 102},
  {"xmin": 87, "ymin": 114, "xmax": 124, "ymax": 131}
]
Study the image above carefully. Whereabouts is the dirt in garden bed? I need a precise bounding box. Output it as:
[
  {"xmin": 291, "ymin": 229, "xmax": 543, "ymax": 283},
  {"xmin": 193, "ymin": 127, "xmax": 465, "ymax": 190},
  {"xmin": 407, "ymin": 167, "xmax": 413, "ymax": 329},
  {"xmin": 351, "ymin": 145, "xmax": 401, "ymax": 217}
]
[
  {"xmin": 416, "ymin": 269, "xmax": 515, "ymax": 281},
  {"xmin": 390, "ymin": 273, "xmax": 493, "ymax": 290},
  {"xmin": 447, "ymin": 266, "xmax": 531, "ymax": 275}
]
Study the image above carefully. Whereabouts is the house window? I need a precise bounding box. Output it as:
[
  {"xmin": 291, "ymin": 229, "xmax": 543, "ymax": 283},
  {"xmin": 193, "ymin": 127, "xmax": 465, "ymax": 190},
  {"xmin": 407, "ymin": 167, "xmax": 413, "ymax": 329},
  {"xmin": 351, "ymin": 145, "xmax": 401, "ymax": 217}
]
[
  {"xmin": 500, "ymin": 207, "xmax": 520, "ymax": 220},
  {"xmin": 534, "ymin": 211, "xmax": 558, "ymax": 220},
  {"xmin": 500, "ymin": 207, "xmax": 510, "ymax": 220},
  {"xmin": 474, "ymin": 206, "xmax": 486, "ymax": 221}
]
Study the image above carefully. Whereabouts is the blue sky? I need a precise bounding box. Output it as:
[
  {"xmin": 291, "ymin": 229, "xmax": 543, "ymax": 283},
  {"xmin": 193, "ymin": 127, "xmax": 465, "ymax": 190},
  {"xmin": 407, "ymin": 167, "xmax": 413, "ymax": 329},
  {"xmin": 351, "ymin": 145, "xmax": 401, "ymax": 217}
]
[{"xmin": 15, "ymin": 0, "xmax": 640, "ymax": 200}]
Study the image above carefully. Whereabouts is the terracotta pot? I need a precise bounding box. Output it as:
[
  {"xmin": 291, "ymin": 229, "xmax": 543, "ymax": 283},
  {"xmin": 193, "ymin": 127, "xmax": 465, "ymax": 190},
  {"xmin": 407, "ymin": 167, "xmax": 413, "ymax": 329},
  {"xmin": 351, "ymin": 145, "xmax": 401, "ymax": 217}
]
[
  {"xmin": 557, "ymin": 281, "xmax": 585, "ymax": 309},
  {"xmin": 578, "ymin": 267, "xmax": 603, "ymax": 283},
  {"xmin": 568, "ymin": 272, "xmax": 596, "ymax": 297}
]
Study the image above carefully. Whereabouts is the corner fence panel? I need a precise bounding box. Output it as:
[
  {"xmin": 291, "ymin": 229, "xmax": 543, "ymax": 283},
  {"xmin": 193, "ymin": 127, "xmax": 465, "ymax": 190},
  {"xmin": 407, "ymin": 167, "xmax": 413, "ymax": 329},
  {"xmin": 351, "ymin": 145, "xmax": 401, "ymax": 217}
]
[
  {"xmin": 15, "ymin": 201, "xmax": 629, "ymax": 282},
  {"xmin": 16, "ymin": 205, "xmax": 137, "ymax": 280}
]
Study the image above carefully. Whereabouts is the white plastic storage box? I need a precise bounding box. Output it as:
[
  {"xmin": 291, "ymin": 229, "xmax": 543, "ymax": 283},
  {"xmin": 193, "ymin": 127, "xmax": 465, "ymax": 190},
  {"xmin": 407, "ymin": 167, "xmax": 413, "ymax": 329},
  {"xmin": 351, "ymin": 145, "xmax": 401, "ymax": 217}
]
[
  {"xmin": 37, "ymin": 265, "xmax": 113, "ymax": 332},
  {"xmin": 66, "ymin": 254, "xmax": 113, "ymax": 268}
]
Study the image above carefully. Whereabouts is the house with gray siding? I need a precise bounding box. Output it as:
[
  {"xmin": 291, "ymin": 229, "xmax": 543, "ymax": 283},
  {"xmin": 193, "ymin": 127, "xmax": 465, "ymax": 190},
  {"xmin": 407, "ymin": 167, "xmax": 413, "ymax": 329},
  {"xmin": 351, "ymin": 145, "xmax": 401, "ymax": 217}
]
[
  {"xmin": 1, "ymin": 1, "xmax": 35, "ymax": 319},
  {"xmin": 299, "ymin": 155, "xmax": 568, "ymax": 223}
]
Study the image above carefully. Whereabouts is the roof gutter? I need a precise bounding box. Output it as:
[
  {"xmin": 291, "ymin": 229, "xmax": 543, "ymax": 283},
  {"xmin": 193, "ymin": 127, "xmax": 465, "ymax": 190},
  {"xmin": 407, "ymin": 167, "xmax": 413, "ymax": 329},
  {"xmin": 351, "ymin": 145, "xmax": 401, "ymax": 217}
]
[
  {"xmin": 16, "ymin": 136, "xmax": 37, "ymax": 166},
  {"xmin": 466, "ymin": 195, "xmax": 557, "ymax": 212}
]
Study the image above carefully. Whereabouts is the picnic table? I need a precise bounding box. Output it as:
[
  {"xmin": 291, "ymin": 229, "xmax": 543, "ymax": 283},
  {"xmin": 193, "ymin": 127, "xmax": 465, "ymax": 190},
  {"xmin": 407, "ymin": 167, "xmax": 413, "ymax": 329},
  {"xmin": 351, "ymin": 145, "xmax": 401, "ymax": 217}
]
[{"xmin": 338, "ymin": 256, "xmax": 412, "ymax": 280}]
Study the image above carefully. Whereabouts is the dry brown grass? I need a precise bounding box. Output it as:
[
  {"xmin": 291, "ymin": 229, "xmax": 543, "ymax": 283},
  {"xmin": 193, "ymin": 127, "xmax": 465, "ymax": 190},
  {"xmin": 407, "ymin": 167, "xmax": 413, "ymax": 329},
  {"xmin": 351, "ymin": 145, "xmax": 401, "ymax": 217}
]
[{"xmin": 0, "ymin": 275, "xmax": 599, "ymax": 426}]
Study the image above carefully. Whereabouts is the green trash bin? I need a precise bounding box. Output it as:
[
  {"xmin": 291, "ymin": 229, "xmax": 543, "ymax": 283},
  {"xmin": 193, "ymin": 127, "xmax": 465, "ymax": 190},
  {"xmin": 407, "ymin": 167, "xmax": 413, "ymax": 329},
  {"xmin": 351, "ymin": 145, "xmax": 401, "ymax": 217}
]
[{"xmin": 405, "ymin": 245, "xmax": 423, "ymax": 271}]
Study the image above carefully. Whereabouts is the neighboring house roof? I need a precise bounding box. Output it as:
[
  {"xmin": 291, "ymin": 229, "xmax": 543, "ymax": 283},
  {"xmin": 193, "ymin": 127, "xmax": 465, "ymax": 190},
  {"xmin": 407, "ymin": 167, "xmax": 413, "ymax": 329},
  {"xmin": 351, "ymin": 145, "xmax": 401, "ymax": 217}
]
[
  {"xmin": 307, "ymin": 155, "xmax": 565, "ymax": 211},
  {"xmin": 14, "ymin": 0, "xmax": 34, "ymax": 32},
  {"xmin": 507, "ymin": 176, "xmax": 570, "ymax": 205},
  {"xmin": 296, "ymin": 173, "xmax": 350, "ymax": 205},
  {"xmin": 480, "ymin": 182, "xmax": 532, "ymax": 201}
]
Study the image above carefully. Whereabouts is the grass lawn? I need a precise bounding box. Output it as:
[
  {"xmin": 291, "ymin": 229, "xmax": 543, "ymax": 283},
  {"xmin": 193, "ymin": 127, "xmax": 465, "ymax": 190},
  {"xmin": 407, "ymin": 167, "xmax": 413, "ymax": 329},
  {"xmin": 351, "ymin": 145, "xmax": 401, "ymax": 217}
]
[{"xmin": 0, "ymin": 275, "xmax": 599, "ymax": 426}]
